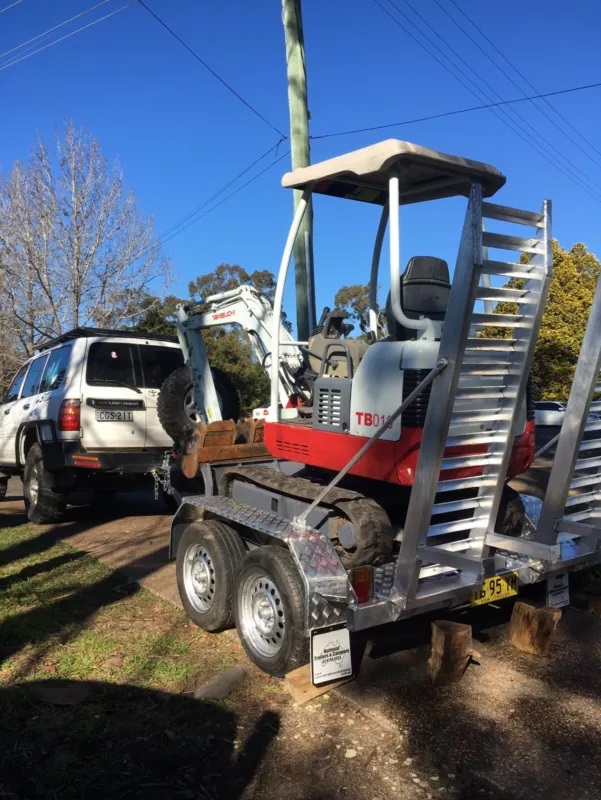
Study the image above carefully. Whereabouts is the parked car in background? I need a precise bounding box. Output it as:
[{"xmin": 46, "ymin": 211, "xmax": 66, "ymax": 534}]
[
  {"xmin": 534, "ymin": 401, "xmax": 566, "ymax": 427},
  {"xmin": 0, "ymin": 328, "xmax": 185, "ymax": 523}
]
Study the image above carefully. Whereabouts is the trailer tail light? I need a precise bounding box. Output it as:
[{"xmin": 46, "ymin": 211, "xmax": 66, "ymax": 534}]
[
  {"xmin": 58, "ymin": 399, "xmax": 81, "ymax": 432},
  {"xmin": 350, "ymin": 565, "xmax": 374, "ymax": 604}
]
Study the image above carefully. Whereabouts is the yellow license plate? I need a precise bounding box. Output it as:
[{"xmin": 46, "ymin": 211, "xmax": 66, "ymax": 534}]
[{"xmin": 471, "ymin": 571, "xmax": 519, "ymax": 606}]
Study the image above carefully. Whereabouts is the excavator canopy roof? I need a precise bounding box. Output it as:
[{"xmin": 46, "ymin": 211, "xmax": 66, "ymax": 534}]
[{"xmin": 282, "ymin": 139, "xmax": 506, "ymax": 205}]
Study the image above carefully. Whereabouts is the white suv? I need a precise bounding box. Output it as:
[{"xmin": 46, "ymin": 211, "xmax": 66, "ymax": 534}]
[{"xmin": 0, "ymin": 328, "xmax": 184, "ymax": 523}]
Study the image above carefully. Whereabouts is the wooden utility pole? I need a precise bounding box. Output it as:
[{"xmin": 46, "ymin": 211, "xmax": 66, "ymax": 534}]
[{"xmin": 281, "ymin": 0, "xmax": 315, "ymax": 340}]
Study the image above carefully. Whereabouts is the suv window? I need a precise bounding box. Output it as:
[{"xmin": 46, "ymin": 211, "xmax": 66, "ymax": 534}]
[
  {"xmin": 5, "ymin": 364, "xmax": 29, "ymax": 402},
  {"xmin": 536, "ymin": 402, "xmax": 563, "ymax": 410},
  {"xmin": 139, "ymin": 345, "xmax": 184, "ymax": 389},
  {"xmin": 22, "ymin": 355, "xmax": 49, "ymax": 398},
  {"xmin": 86, "ymin": 342, "xmax": 140, "ymax": 388},
  {"xmin": 39, "ymin": 346, "xmax": 71, "ymax": 393}
]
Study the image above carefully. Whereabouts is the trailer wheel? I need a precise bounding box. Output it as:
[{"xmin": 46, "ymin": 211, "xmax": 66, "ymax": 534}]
[
  {"xmin": 234, "ymin": 546, "xmax": 309, "ymax": 677},
  {"xmin": 176, "ymin": 520, "xmax": 246, "ymax": 631},
  {"xmin": 23, "ymin": 444, "xmax": 66, "ymax": 524},
  {"xmin": 158, "ymin": 366, "xmax": 241, "ymax": 444}
]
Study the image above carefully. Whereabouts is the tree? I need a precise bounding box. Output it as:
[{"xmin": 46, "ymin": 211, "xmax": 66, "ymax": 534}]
[
  {"xmin": 334, "ymin": 282, "xmax": 387, "ymax": 337},
  {"xmin": 132, "ymin": 294, "xmax": 182, "ymax": 337},
  {"xmin": 484, "ymin": 240, "xmax": 601, "ymax": 400},
  {"xmin": 0, "ymin": 121, "xmax": 170, "ymax": 357},
  {"xmin": 188, "ymin": 264, "xmax": 276, "ymax": 304}
]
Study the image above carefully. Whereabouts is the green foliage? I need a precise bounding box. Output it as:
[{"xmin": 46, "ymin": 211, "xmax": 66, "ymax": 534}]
[
  {"xmin": 333, "ymin": 283, "xmax": 386, "ymax": 337},
  {"xmin": 188, "ymin": 263, "xmax": 276, "ymax": 303},
  {"xmin": 334, "ymin": 283, "xmax": 370, "ymax": 334},
  {"xmin": 202, "ymin": 329, "xmax": 269, "ymax": 412},
  {"xmin": 485, "ymin": 240, "xmax": 601, "ymax": 400},
  {"xmin": 131, "ymin": 295, "xmax": 182, "ymax": 336}
]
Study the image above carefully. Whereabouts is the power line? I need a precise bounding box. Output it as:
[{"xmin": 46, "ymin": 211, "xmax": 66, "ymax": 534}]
[
  {"xmin": 312, "ymin": 81, "xmax": 601, "ymax": 140},
  {"xmin": 383, "ymin": 0, "xmax": 601, "ymax": 201},
  {"xmin": 0, "ymin": 0, "xmax": 112, "ymax": 64},
  {"xmin": 447, "ymin": 0, "xmax": 601, "ymax": 164},
  {"xmin": 0, "ymin": 2, "xmax": 136, "ymax": 72},
  {"xmin": 0, "ymin": 0, "xmax": 25, "ymax": 14},
  {"xmin": 137, "ymin": 0, "xmax": 287, "ymax": 139},
  {"xmin": 149, "ymin": 140, "xmax": 286, "ymax": 249},
  {"xmin": 131, "ymin": 141, "xmax": 288, "ymax": 263},
  {"xmin": 372, "ymin": 0, "xmax": 601, "ymax": 203},
  {"xmin": 433, "ymin": 0, "xmax": 601, "ymax": 172},
  {"xmin": 159, "ymin": 149, "xmax": 290, "ymax": 248}
]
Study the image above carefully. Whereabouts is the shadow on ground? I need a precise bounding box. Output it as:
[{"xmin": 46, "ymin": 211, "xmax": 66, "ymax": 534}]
[
  {"xmin": 0, "ymin": 486, "xmax": 168, "ymax": 567},
  {"xmin": 0, "ymin": 679, "xmax": 279, "ymax": 800},
  {"xmin": 343, "ymin": 591, "xmax": 601, "ymax": 800},
  {"xmin": 0, "ymin": 490, "xmax": 171, "ymax": 670}
]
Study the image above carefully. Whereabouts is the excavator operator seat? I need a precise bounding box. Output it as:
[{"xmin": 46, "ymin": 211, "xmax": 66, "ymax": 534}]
[
  {"xmin": 386, "ymin": 256, "xmax": 451, "ymax": 341},
  {"xmin": 306, "ymin": 310, "xmax": 367, "ymax": 379}
]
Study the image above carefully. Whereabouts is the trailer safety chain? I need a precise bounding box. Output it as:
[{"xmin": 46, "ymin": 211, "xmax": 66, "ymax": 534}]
[{"xmin": 293, "ymin": 358, "xmax": 449, "ymax": 529}]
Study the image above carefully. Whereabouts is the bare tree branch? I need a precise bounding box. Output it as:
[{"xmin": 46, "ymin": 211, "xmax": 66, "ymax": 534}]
[{"xmin": 0, "ymin": 120, "xmax": 171, "ymax": 359}]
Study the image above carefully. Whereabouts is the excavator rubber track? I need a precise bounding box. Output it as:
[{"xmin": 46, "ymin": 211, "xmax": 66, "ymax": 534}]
[{"xmin": 223, "ymin": 465, "xmax": 394, "ymax": 567}]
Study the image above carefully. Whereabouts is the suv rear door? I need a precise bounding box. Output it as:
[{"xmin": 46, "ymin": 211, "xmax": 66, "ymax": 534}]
[
  {"xmin": 138, "ymin": 343, "xmax": 185, "ymax": 447},
  {"xmin": 81, "ymin": 340, "xmax": 147, "ymax": 450}
]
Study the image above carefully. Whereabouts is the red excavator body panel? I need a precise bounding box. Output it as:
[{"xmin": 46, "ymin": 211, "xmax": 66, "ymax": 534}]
[{"xmin": 264, "ymin": 420, "xmax": 535, "ymax": 486}]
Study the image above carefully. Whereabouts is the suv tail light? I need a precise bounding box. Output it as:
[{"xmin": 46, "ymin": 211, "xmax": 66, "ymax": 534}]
[{"xmin": 58, "ymin": 399, "xmax": 81, "ymax": 432}]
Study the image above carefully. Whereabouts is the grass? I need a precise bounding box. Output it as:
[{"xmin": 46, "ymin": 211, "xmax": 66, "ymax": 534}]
[
  {"xmin": 0, "ymin": 525, "xmax": 198, "ymax": 691},
  {"xmin": 0, "ymin": 522, "xmax": 283, "ymax": 799}
]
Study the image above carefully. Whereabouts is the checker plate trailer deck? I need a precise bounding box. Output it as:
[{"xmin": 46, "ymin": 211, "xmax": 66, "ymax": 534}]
[{"xmin": 168, "ymin": 139, "xmax": 601, "ymax": 680}]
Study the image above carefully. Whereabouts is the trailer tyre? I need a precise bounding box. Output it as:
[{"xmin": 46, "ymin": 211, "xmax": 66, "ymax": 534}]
[
  {"xmin": 158, "ymin": 366, "xmax": 241, "ymax": 444},
  {"xmin": 234, "ymin": 546, "xmax": 309, "ymax": 677},
  {"xmin": 23, "ymin": 444, "xmax": 66, "ymax": 524},
  {"xmin": 176, "ymin": 520, "xmax": 246, "ymax": 632}
]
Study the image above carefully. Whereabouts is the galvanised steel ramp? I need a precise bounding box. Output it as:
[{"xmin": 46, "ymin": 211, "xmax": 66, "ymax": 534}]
[
  {"xmin": 493, "ymin": 271, "xmax": 601, "ymax": 561},
  {"xmin": 385, "ymin": 184, "xmax": 553, "ymax": 610}
]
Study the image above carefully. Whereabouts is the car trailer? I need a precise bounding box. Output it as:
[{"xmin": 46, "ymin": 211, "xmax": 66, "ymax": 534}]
[{"xmin": 167, "ymin": 139, "xmax": 601, "ymax": 682}]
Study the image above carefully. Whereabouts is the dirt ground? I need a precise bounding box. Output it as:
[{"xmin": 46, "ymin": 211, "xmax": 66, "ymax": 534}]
[{"xmin": 2, "ymin": 430, "xmax": 601, "ymax": 800}]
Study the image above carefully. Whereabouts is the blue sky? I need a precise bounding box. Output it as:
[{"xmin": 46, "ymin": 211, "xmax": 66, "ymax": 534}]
[{"xmin": 2, "ymin": 0, "xmax": 600, "ymax": 334}]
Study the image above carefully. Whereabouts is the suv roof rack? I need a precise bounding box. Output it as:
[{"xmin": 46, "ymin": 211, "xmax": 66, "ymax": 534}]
[{"xmin": 38, "ymin": 327, "xmax": 178, "ymax": 352}]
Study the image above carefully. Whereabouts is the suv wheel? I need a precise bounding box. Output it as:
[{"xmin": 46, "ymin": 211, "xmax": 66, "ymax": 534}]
[
  {"xmin": 158, "ymin": 366, "xmax": 241, "ymax": 444},
  {"xmin": 23, "ymin": 444, "xmax": 66, "ymax": 524}
]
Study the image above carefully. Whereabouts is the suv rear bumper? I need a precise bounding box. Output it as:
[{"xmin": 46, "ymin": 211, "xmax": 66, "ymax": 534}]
[
  {"xmin": 58, "ymin": 442, "xmax": 166, "ymax": 474},
  {"xmin": 38, "ymin": 432, "xmax": 166, "ymax": 475}
]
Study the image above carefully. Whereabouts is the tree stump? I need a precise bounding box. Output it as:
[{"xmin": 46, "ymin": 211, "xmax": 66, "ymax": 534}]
[
  {"xmin": 507, "ymin": 600, "xmax": 561, "ymax": 656},
  {"xmin": 428, "ymin": 620, "xmax": 473, "ymax": 685}
]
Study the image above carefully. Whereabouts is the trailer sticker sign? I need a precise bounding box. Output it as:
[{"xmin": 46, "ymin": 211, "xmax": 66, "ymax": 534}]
[
  {"xmin": 546, "ymin": 572, "xmax": 570, "ymax": 608},
  {"xmin": 310, "ymin": 625, "xmax": 352, "ymax": 685}
]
